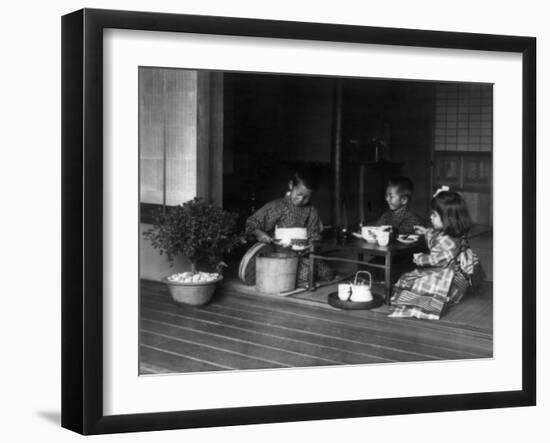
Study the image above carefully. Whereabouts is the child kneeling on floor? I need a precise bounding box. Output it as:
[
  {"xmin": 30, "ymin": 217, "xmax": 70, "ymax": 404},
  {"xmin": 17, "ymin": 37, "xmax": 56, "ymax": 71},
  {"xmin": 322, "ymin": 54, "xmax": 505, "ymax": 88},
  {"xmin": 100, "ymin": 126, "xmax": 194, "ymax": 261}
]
[{"xmin": 389, "ymin": 187, "xmax": 482, "ymax": 320}]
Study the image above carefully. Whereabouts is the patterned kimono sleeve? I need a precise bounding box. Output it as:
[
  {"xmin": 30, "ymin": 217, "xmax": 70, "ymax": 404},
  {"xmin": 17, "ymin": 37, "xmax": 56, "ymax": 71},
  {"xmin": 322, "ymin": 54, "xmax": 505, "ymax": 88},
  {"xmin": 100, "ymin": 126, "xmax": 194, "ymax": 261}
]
[
  {"xmin": 306, "ymin": 207, "xmax": 323, "ymax": 241},
  {"xmin": 245, "ymin": 201, "xmax": 280, "ymax": 237},
  {"xmin": 376, "ymin": 210, "xmax": 392, "ymax": 226},
  {"xmin": 424, "ymin": 228, "xmax": 437, "ymax": 244},
  {"xmin": 416, "ymin": 234, "xmax": 457, "ymax": 267},
  {"xmin": 399, "ymin": 210, "xmax": 424, "ymax": 235}
]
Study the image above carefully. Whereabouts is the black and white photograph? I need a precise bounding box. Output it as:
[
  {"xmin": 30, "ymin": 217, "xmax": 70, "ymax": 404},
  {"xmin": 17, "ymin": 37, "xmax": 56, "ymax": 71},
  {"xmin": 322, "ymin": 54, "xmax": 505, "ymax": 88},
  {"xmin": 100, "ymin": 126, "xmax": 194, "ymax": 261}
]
[{"xmin": 138, "ymin": 68, "xmax": 493, "ymax": 374}]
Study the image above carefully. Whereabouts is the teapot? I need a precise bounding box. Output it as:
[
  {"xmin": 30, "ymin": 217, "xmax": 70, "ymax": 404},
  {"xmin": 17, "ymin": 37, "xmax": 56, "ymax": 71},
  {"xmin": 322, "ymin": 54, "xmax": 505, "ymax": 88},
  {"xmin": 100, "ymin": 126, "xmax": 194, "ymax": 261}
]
[{"xmin": 337, "ymin": 271, "xmax": 373, "ymax": 302}]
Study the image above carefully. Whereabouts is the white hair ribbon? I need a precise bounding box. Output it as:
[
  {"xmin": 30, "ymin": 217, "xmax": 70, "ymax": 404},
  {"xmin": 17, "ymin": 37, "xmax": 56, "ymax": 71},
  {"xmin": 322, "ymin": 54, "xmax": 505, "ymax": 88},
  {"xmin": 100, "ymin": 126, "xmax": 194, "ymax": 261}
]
[{"xmin": 433, "ymin": 185, "xmax": 450, "ymax": 197}]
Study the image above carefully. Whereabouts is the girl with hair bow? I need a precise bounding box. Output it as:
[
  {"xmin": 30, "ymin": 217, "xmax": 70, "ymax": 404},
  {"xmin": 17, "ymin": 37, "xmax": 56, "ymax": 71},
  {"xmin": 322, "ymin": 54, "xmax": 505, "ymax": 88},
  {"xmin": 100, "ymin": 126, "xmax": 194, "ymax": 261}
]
[{"xmin": 389, "ymin": 187, "xmax": 483, "ymax": 320}]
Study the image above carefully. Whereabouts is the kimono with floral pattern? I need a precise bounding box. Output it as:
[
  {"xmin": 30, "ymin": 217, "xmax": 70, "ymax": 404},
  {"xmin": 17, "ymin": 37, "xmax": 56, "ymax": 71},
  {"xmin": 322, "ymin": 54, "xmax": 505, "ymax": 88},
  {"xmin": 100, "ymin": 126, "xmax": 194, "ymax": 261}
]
[
  {"xmin": 245, "ymin": 195, "xmax": 333, "ymax": 283},
  {"xmin": 389, "ymin": 229, "xmax": 480, "ymax": 320}
]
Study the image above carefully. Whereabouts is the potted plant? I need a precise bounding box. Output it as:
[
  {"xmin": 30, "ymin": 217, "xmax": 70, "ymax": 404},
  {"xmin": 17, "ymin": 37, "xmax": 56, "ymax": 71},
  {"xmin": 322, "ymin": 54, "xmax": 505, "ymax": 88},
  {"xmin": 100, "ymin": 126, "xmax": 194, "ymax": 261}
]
[{"xmin": 143, "ymin": 198, "xmax": 242, "ymax": 305}]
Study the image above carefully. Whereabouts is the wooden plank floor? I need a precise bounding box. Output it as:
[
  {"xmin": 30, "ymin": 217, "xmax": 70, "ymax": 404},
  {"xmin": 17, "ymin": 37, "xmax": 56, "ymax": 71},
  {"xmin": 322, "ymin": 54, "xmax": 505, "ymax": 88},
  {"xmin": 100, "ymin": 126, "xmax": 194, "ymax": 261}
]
[{"xmin": 140, "ymin": 279, "xmax": 493, "ymax": 374}]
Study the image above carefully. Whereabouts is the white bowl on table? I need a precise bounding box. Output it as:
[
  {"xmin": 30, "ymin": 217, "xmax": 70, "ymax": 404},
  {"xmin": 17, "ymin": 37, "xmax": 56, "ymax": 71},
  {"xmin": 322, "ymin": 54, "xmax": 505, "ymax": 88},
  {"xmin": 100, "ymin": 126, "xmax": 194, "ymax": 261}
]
[
  {"xmin": 274, "ymin": 227, "xmax": 308, "ymax": 248},
  {"xmin": 361, "ymin": 226, "xmax": 378, "ymax": 243}
]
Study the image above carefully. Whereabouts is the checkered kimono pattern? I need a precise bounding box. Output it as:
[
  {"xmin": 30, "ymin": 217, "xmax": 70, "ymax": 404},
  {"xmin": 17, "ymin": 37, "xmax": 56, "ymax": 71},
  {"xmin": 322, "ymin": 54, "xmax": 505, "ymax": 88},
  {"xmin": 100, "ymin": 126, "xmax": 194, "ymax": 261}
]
[
  {"xmin": 376, "ymin": 205, "xmax": 424, "ymax": 235},
  {"xmin": 388, "ymin": 230, "xmax": 477, "ymax": 320},
  {"xmin": 245, "ymin": 195, "xmax": 333, "ymax": 283}
]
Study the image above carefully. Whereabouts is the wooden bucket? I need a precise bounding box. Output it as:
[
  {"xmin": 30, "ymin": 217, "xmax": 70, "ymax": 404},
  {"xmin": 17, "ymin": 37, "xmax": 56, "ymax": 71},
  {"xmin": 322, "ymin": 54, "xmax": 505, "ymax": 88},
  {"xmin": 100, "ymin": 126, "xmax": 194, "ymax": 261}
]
[
  {"xmin": 238, "ymin": 242, "xmax": 271, "ymax": 285},
  {"xmin": 255, "ymin": 252, "xmax": 299, "ymax": 294}
]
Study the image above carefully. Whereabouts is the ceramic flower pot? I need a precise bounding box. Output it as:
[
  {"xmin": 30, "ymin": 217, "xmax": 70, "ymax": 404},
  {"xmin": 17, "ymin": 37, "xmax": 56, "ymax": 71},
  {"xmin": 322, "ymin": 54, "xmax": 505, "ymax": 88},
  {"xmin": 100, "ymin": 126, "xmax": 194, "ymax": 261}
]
[{"xmin": 163, "ymin": 275, "xmax": 223, "ymax": 305}]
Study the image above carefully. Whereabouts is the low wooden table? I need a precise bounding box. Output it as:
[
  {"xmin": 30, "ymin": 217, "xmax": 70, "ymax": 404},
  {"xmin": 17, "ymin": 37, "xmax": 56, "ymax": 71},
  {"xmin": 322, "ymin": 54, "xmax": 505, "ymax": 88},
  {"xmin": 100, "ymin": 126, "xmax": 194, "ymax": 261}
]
[{"xmin": 308, "ymin": 237, "xmax": 427, "ymax": 304}]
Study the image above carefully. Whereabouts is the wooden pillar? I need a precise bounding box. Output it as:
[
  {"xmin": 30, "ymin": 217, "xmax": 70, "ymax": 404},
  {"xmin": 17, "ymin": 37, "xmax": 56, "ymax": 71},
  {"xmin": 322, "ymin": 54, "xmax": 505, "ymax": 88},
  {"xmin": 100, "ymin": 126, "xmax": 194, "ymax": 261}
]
[
  {"xmin": 359, "ymin": 164, "xmax": 365, "ymax": 224},
  {"xmin": 197, "ymin": 72, "xmax": 211, "ymax": 203},
  {"xmin": 197, "ymin": 71, "xmax": 224, "ymax": 206},
  {"xmin": 331, "ymin": 78, "xmax": 343, "ymax": 228},
  {"xmin": 210, "ymin": 72, "xmax": 224, "ymax": 207}
]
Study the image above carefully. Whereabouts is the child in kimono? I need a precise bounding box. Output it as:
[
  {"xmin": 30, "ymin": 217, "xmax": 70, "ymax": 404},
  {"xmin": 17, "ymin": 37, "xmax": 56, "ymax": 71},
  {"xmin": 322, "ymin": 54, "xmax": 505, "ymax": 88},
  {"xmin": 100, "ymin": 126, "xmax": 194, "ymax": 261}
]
[
  {"xmin": 376, "ymin": 176, "xmax": 424, "ymax": 235},
  {"xmin": 389, "ymin": 188, "xmax": 481, "ymax": 320},
  {"xmin": 245, "ymin": 168, "xmax": 333, "ymax": 285},
  {"xmin": 368, "ymin": 177, "xmax": 424, "ymax": 280}
]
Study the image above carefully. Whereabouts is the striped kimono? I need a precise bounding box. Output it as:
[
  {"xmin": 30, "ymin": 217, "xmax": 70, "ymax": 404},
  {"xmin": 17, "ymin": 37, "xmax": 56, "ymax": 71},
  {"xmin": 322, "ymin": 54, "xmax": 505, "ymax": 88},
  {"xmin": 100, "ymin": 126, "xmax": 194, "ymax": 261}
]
[{"xmin": 388, "ymin": 229, "xmax": 479, "ymax": 320}]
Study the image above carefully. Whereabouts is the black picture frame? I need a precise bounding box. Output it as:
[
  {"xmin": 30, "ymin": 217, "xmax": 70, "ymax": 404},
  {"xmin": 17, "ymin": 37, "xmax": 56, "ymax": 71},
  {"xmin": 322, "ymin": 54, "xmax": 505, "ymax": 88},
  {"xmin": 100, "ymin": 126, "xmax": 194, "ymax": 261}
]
[{"xmin": 61, "ymin": 8, "xmax": 536, "ymax": 435}]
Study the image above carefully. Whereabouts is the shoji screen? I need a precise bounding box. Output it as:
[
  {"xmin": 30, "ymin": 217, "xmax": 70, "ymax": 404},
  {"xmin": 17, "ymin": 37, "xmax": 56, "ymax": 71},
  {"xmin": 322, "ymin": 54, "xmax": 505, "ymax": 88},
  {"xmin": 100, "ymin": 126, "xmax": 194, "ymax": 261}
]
[
  {"xmin": 433, "ymin": 83, "xmax": 493, "ymax": 226},
  {"xmin": 139, "ymin": 68, "xmax": 198, "ymax": 206},
  {"xmin": 434, "ymin": 83, "xmax": 492, "ymax": 153}
]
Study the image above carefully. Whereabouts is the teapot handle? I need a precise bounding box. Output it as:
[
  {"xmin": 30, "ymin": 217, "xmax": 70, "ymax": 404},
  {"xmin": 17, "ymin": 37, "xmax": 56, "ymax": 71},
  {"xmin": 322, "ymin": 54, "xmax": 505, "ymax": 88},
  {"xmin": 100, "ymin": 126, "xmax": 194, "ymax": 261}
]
[{"xmin": 354, "ymin": 270, "xmax": 372, "ymax": 288}]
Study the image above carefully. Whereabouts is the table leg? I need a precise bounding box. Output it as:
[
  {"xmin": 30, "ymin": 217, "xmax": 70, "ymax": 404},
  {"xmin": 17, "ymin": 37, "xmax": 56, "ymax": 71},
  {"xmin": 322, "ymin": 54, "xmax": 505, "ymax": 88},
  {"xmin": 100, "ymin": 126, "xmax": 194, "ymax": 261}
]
[
  {"xmin": 308, "ymin": 253, "xmax": 315, "ymax": 291},
  {"xmin": 357, "ymin": 252, "xmax": 364, "ymax": 271},
  {"xmin": 385, "ymin": 253, "xmax": 392, "ymax": 304}
]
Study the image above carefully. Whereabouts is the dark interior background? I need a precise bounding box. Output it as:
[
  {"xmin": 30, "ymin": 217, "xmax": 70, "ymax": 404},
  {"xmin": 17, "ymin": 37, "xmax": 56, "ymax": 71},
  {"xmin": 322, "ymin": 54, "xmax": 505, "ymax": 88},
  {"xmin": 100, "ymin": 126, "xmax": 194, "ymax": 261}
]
[{"xmin": 223, "ymin": 73, "xmax": 434, "ymax": 229}]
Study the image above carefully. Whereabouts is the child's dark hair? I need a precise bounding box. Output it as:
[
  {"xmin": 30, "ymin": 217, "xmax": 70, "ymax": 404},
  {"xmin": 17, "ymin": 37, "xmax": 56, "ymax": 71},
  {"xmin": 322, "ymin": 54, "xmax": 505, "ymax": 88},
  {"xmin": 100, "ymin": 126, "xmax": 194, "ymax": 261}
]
[
  {"xmin": 291, "ymin": 167, "xmax": 319, "ymax": 191},
  {"xmin": 387, "ymin": 176, "xmax": 414, "ymax": 200},
  {"xmin": 431, "ymin": 191, "xmax": 472, "ymax": 238}
]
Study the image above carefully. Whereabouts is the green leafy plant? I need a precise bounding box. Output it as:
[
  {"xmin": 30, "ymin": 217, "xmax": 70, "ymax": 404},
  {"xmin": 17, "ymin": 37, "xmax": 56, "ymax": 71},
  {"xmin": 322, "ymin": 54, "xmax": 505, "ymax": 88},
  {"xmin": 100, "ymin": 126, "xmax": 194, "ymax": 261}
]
[{"xmin": 143, "ymin": 198, "xmax": 242, "ymax": 274}]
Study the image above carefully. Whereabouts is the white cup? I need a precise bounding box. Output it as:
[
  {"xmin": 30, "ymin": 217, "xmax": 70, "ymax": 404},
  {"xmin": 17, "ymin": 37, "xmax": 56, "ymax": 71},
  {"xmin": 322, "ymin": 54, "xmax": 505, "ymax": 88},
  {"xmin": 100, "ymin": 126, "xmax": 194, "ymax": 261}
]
[
  {"xmin": 338, "ymin": 283, "xmax": 352, "ymax": 301},
  {"xmin": 376, "ymin": 231, "xmax": 390, "ymax": 246}
]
